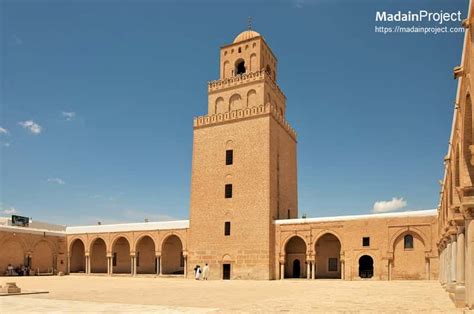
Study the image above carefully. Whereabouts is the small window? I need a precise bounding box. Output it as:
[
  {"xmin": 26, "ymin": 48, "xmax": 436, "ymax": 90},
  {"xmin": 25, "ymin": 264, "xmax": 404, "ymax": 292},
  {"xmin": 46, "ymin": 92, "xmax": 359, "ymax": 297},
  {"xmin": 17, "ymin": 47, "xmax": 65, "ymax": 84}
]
[
  {"xmin": 404, "ymin": 234, "xmax": 414, "ymax": 249},
  {"xmin": 238, "ymin": 47, "xmax": 242, "ymax": 53},
  {"xmin": 225, "ymin": 221, "xmax": 231, "ymax": 236},
  {"xmin": 328, "ymin": 258, "xmax": 338, "ymax": 272},
  {"xmin": 225, "ymin": 184, "xmax": 233, "ymax": 198},
  {"xmin": 113, "ymin": 252, "xmax": 117, "ymax": 266},
  {"xmin": 226, "ymin": 150, "xmax": 233, "ymax": 165},
  {"xmin": 362, "ymin": 237, "xmax": 370, "ymax": 247},
  {"xmin": 287, "ymin": 209, "xmax": 291, "ymax": 219},
  {"xmin": 236, "ymin": 60, "xmax": 246, "ymax": 75}
]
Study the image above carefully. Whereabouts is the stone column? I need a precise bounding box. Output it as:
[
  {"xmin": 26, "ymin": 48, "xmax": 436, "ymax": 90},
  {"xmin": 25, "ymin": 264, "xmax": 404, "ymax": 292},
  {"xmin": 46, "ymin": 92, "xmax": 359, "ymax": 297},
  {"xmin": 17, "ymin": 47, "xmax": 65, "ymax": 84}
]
[
  {"xmin": 106, "ymin": 256, "xmax": 110, "ymax": 275},
  {"xmin": 159, "ymin": 256, "xmax": 163, "ymax": 275},
  {"xmin": 388, "ymin": 259, "xmax": 392, "ymax": 281},
  {"xmin": 425, "ymin": 258, "xmax": 430, "ymax": 280},
  {"xmin": 280, "ymin": 263, "xmax": 284, "ymax": 280},
  {"xmin": 440, "ymin": 248, "xmax": 444, "ymax": 284},
  {"xmin": 67, "ymin": 255, "xmax": 71, "ymax": 274},
  {"xmin": 311, "ymin": 260, "xmax": 315, "ymax": 279},
  {"xmin": 130, "ymin": 256, "xmax": 135, "ymax": 276},
  {"xmin": 455, "ymin": 227, "xmax": 466, "ymax": 307},
  {"xmin": 447, "ymin": 242, "xmax": 452, "ymax": 288},
  {"xmin": 86, "ymin": 255, "xmax": 91, "ymax": 274},
  {"xmin": 465, "ymin": 217, "xmax": 474, "ymax": 309},
  {"xmin": 457, "ymin": 229, "xmax": 466, "ymax": 285},
  {"xmin": 133, "ymin": 255, "xmax": 137, "ymax": 276},
  {"xmin": 184, "ymin": 256, "xmax": 187, "ymax": 278},
  {"xmin": 452, "ymin": 234, "xmax": 458, "ymax": 284},
  {"xmin": 341, "ymin": 260, "xmax": 345, "ymax": 280}
]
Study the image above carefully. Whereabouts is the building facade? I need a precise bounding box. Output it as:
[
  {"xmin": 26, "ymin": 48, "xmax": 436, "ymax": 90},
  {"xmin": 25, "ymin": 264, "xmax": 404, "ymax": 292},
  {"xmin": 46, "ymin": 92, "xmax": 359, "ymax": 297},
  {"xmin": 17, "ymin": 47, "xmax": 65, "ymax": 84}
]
[
  {"xmin": 437, "ymin": 0, "xmax": 474, "ymax": 309},
  {"xmin": 0, "ymin": 28, "xmax": 444, "ymax": 289}
]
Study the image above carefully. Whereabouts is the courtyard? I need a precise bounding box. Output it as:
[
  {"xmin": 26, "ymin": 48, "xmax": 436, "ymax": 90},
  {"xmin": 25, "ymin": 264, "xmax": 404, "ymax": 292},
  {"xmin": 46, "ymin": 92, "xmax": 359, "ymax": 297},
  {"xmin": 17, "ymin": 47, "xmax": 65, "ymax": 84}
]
[{"xmin": 0, "ymin": 276, "xmax": 465, "ymax": 313}]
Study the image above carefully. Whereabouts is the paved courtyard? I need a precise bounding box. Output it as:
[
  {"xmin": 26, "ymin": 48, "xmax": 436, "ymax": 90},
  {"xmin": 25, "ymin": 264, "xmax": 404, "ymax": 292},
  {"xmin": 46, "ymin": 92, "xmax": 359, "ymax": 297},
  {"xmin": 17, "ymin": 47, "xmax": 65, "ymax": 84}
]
[{"xmin": 0, "ymin": 276, "xmax": 464, "ymax": 313}]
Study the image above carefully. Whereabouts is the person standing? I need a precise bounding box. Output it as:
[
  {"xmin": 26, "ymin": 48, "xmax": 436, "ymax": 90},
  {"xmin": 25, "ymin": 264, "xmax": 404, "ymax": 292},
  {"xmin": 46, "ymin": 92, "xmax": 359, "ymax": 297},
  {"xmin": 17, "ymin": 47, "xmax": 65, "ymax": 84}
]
[
  {"xmin": 203, "ymin": 263, "xmax": 209, "ymax": 280},
  {"xmin": 194, "ymin": 265, "xmax": 201, "ymax": 280}
]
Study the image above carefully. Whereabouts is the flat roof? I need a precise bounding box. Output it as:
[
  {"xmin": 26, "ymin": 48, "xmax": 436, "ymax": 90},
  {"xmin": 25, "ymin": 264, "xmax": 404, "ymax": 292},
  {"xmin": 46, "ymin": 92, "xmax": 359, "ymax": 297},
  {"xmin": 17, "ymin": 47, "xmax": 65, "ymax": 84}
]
[
  {"xmin": 66, "ymin": 220, "xmax": 190, "ymax": 234},
  {"xmin": 274, "ymin": 209, "xmax": 437, "ymax": 225},
  {"xmin": 0, "ymin": 224, "xmax": 66, "ymax": 237}
]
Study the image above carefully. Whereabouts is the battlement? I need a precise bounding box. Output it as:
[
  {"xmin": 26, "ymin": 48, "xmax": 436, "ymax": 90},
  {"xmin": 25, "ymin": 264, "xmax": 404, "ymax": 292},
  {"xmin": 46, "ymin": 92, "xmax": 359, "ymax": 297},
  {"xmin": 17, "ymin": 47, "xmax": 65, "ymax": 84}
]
[
  {"xmin": 193, "ymin": 103, "xmax": 297, "ymax": 141},
  {"xmin": 208, "ymin": 69, "xmax": 286, "ymax": 100}
]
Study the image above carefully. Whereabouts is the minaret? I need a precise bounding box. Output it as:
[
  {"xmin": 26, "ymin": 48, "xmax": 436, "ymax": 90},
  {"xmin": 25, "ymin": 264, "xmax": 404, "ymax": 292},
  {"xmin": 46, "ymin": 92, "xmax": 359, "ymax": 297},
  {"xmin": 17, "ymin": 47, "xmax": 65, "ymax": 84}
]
[{"xmin": 188, "ymin": 27, "xmax": 298, "ymax": 280}]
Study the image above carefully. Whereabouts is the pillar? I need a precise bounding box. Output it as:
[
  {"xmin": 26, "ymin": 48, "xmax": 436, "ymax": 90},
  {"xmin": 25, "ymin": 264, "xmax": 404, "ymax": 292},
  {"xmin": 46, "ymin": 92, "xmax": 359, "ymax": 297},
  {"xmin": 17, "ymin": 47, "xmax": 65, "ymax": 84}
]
[
  {"xmin": 183, "ymin": 256, "xmax": 187, "ymax": 278},
  {"xmin": 86, "ymin": 255, "xmax": 91, "ymax": 274},
  {"xmin": 130, "ymin": 256, "xmax": 135, "ymax": 276},
  {"xmin": 457, "ymin": 230, "xmax": 466, "ymax": 285},
  {"xmin": 106, "ymin": 256, "xmax": 110, "ymax": 275},
  {"xmin": 307, "ymin": 262, "xmax": 310, "ymax": 279},
  {"xmin": 280, "ymin": 263, "xmax": 284, "ymax": 280},
  {"xmin": 452, "ymin": 235, "xmax": 457, "ymax": 285},
  {"xmin": 425, "ymin": 258, "xmax": 430, "ymax": 280},
  {"xmin": 466, "ymin": 217, "xmax": 474, "ymax": 309},
  {"xmin": 67, "ymin": 255, "xmax": 71, "ymax": 274},
  {"xmin": 341, "ymin": 260, "xmax": 345, "ymax": 280},
  {"xmin": 388, "ymin": 260, "xmax": 392, "ymax": 281},
  {"xmin": 311, "ymin": 261, "xmax": 315, "ymax": 279},
  {"xmin": 159, "ymin": 256, "xmax": 162, "ymax": 275},
  {"xmin": 447, "ymin": 242, "xmax": 452, "ymax": 288}
]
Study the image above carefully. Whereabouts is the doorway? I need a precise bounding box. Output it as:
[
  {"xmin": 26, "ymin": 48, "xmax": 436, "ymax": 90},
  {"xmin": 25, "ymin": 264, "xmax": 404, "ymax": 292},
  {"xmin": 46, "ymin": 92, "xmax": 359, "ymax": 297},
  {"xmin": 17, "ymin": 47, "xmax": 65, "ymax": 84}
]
[
  {"xmin": 223, "ymin": 264, "xmax": 231, "ymax": 280},
  {"xmin": 359, "ymin": 255, "xmax": 374, "ymax": 278},
  {"xmin": 292, "ymin": 259, "xmax": 301, "ymax": 278}
]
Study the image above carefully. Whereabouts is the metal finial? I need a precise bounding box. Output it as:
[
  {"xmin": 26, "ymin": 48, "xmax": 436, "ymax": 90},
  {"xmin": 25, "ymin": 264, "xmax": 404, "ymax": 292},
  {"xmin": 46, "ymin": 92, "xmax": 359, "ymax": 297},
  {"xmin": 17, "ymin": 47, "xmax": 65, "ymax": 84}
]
[{"xmin": 248, "ymin": 16, "xmax": 252, "ymax": 30}]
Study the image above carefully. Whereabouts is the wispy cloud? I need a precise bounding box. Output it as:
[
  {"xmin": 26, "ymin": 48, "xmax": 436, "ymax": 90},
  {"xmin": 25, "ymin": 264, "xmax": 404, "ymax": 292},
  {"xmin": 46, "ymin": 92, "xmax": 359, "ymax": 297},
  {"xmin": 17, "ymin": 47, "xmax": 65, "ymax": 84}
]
[
  {"xmin": 373, "ymin": 197, "xmax": 407, "ymax": 213},
  {"xmin": 2, "ymin": 142, "xmax": 11, "ymax": 147},
  {"xmin": 47, "ymin": 177, "xmax": 66, "ymax": 185},
  {"xmin": 2, "ymin": 207, "xmax": 18, "ymax": 215},
  {"xmin": 62, "ymin": 111, "xmax": 76, "ymax": 121},
  {"xmin": 18, "ymin": 120, "xmax": 42, "ymax": 134},
  {"xmin": 0, "ymin": 127, "xmax": 9, "ymax": 135}
]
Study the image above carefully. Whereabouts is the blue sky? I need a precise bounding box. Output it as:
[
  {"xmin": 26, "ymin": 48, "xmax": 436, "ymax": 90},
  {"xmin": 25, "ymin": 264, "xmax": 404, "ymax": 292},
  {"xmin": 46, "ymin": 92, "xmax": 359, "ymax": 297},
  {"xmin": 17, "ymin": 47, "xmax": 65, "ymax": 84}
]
[{"xmin": 0, "ymin": 0, "xmax": 468, "ymax": 225}]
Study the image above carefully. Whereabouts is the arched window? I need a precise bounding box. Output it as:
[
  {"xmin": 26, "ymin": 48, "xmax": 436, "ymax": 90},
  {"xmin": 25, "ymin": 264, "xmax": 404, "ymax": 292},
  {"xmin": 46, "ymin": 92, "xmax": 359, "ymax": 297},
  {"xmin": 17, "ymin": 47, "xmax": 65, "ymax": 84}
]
[
  {"xmin": 235, "ymin": 59, "xmax": 246, "ymax": 75},
  {"xmin": 404, "ymin": 234, "xmax": 414, "ymax": 249}
]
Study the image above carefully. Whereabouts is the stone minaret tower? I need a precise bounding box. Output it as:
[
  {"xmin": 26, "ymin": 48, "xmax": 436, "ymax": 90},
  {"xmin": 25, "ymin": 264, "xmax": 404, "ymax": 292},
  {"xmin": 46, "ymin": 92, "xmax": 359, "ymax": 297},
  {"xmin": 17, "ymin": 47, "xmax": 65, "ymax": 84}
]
[{"xmin": 188, "ymin": 28, "xmax": 298, "ymax": 280}]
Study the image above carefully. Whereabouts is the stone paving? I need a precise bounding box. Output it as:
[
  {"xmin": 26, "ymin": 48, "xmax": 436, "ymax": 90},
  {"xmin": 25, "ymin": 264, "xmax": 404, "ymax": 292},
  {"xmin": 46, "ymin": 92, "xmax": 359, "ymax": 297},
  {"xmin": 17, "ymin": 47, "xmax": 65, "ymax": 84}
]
[{"xmin": 0, "ymin": 276, "xmax": 465, "ymax": 313}]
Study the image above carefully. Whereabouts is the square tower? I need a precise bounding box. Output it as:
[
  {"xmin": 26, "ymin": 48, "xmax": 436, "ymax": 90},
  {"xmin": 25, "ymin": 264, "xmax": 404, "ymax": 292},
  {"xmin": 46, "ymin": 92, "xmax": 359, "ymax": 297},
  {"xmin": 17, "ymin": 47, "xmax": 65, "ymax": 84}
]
[{"xmin": 188, "ymin": 29, "xmax": 298, "ymax": 280}]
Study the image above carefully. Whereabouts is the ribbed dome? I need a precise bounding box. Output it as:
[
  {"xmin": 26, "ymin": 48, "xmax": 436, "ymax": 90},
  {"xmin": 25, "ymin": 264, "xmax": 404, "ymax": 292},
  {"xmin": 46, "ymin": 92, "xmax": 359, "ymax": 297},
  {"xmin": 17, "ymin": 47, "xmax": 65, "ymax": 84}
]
[{"xmin": 233, "ymin": 30, "xmax": 261, "ymax": 43}]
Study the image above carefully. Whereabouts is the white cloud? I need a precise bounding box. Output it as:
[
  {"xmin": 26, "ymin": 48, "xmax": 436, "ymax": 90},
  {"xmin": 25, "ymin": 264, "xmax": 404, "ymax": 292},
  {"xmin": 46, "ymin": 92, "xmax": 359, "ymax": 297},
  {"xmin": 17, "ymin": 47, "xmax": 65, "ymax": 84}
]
[
  {"xmin": 3, "ymin": 142, "xmax": 11, "ymax": 147},
  {"xmin": 18, "ymin": 120, "xmax": 42, "ymax": 134},
  {"xmin": 0, "ymin": 127, "xmax": 8, "ymax": 135},
  {"xmin": 62, "ymin": 111, "xmax": 76, "ymax": 121},
  {"xmin": 2, "ymin": 207, "xmax": 18, "ymax": 215},
  {"xmin": 373, "ymin": 197, "xmax": 407, "ymax": 213},
  {"xmin": 47, "ymin": 177, "xmax": 66, "ymax": 185}
]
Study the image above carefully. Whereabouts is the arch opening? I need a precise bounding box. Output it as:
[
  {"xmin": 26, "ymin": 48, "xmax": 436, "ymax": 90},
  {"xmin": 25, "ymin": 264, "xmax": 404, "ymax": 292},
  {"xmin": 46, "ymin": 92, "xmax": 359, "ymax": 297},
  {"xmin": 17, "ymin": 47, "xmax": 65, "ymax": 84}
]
[
  {"xmin": 112, "ymin": 237, "xmax": 131, "ymax": 274},
  {"xmin": 359, "ymin": 255, "xmax": 374, "ymax": 278},
  {"xmin": 161, "ymin": 235, "xmax": 184, "ymax": 275},
  {"xmin": 32, "ymin": 241, "xmax": 54, "ymax": 274},
  {"xmin": 284, "ymin": 236, "xmax": 306, "ymax": 278},
  {"xmin": 0, "ymin": 239, "xmax": 25, "ymax": 275},
  {"xmin": 70, "ymin": 239, "xmax": 86, "ymax": 273},
  {"xmin": 136, "ymin": 236, "xmax": 156, "ymax": 274},
  {"xmin": 315, "ymin": 233, "xmax": 341, "ymax": 279},
  {"xmin": 392, "ymin": 232, "xmax": 426, "ymax": 279},
  {"xmin": 90, "ymin": 238, "xmax": 107, "ymax": 273},
  {"xmin": 235, "ymin": 59, "xmax": 246, "ymax": 75}
]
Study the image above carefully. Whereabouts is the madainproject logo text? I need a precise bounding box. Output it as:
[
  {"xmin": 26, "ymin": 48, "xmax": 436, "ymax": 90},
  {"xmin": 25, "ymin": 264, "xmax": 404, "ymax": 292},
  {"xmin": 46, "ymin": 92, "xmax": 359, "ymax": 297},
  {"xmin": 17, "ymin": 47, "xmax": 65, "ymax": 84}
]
[{"xmin": 376, "ymin": 10, "xmax": 462, "ymax": 25}]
